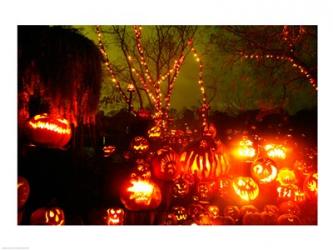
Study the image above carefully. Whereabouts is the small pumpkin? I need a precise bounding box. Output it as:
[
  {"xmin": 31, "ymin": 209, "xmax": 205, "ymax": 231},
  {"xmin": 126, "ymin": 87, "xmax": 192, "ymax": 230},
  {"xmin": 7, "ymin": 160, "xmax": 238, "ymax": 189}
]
[
  {"xmin": 102, "ymin": 145, "xmax": 116, "ymax": 158},
  {"xmin": 172, "ymin": 175, "xmax": 191, "ymax": 199},
  {"xmin": 170, "ymin": 206, "xmax": 188, "ymax": 224},
  {"xmin": 30, "ymin": 207, "xmax": 65, "ymax": 225},
  {"xmin": 232, "ymin": 176, "xmax": 259, "ymax": 202},
  {"xmin": 276, "ymin": 168, "xmax": 297, "ymax": 186},
  {"xmin": 251, "ymin": 158, "xmax": 278, "ymax": 184},
  {"xmin": 277, "ymin": 184, "xmax": 305, "ymax": 203},
  {"xmin": 147, "ymin": 126, "xmax": 162, "ymax": 140},
  {"xmin": 129, "ymin": 136, "xmax": 150, "ymax": 155},
  {"xmin": 130, "ymin": 159, "xmax": 152, "ymax": 179},
  {"xmin": 231, "ymin": 136, "xmax": 257, "ymax": 162},
  {"xmin": 264, "ymin": 143, "xmax": 287, "ymax": 160},
  {"xmin": 25, "ymin": 113, "xmax": 72, "ymax": 148},
  {"xmin": 193, "ymin": 181, "xmax": 216, "ymax": 204},
  {"xmin": 18, "ymin": 176, "xmax": 30, "ymax": 209},
  {"xmin": 120, "ymin": 178, "xmax": 162, "ymax": 211},
  {"xmin": 303, "ymin": 172, "xmax": 318, "ymax": 200},
  {"xmin": 152, "ymin": 147, "xmax": 180, "ymax": 181},
  {"xmin": 223, "ymin": 205, "xmax": 241, "ymax": 223},
  {"xmin": 104, "ymin": 208, "xmax": 125, "ymax": 225}
]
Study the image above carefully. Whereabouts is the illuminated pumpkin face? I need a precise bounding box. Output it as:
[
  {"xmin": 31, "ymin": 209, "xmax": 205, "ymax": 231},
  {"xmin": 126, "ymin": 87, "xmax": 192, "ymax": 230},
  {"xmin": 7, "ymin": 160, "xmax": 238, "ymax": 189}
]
[
  {"xmin": 18, "ymin": 176, "xmax": 30, "ymax": 209},
  {"xmin": 232, "ymin": 136, "xmax": 257, "ymax": 162},
  {"xmin": 276, "ymin": 168, "xmax": 297, "ymax": 186},
  {"xmin": 193, "ymin": 181, "xmax": 216, "ymax": 204},
  {"xmin": 30, "ymin": 207, "xmax": 65, "ymax": 225},
  {"xmin": 147, "ymin": 126, "xmax": 161, "ymax": 140},
  {"xmin": 104, "ymin": 208, "xmax": 124, "ymax": 225},
  {"xmin": 25, "ymin": 113, "xmax": 72, "ymax": 148},
  {"xmin": 103, "ymin": 145, "xmax": 116, "ymax": 158},
  {"xmin": 207, "ymin": 205, "xmax": 220, "ymax": 219},
  {"xmin": 303, "ymin": 172, "xmax": 318, "ymax": 200},
  {"xmin": 172, "ymin": 175, "xmax": 191, "ymax": 199},
  {"xmin": 277, "ymin": 184, "xmax": 305, "ymax": 203},
  {"xmin": 223, "ymin": 205, "xmax": 241, "ymax": 223},
  {"xmin": 203, "ymin": 123, "xmax": 217, "ymax": 139},
  {"xmin": 130, "ymin": 159, "xmax": 151, "ymax": 179},
  {"xmin": 180, "ymin": 138, "xmax": 230, "ymax": 180},
  {"xmin": 232, "ymin": 177, "xmax": 259, "ymax": 202},
  {"xmin": 120, "ymin": 178, "xmax": 162, "ymax": 211},
  {"xmin": 264, "ymin": 144, "xmax": 287, "ymax": 160},
  {"xmin": 152, "ymin": 148, "xmax": 180, "ymax": 181},
  {"xmin": 129, "ymin": 136, "xmax": 150, "ymax": 155},
  {"xmin": 171, "ymin": 206, "xmax": 188, "ymax": 223},
  {"xmin": 277, "ymin": 214, "xmax": 301, "ymax": 225},
  {"xmin": 251, "ymin": 158, "xmax": 278, "ymax": 184},
  {"xmin": 188, "ymin": 203, "xmax": 205, "ymax": 222}
]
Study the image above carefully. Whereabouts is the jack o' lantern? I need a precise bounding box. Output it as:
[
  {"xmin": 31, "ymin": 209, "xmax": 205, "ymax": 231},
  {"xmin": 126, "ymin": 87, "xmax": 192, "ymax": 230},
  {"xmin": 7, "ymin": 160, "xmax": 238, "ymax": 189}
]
[
  {"xmin": 203, "ymin": 123, "xmax": 217, "ymax": 139},
  {"xmin": 264, "ymin": 144, "xmax": 287, "ymax": 160},
  {"xmin": 180, "ymin": 138, "xmax": 230, "ymax": 180},
  {"xmin": 170, "ymin": 206, "xmax": 188, "ymax": 224},
  {"xmin": 129, "ymin": 136, "xmax": 150, "ymax": 155},
  {"xmin": 277, "ymin": 184, "xmax": 305, "ymax": 203},
  {"xmin": 104, "ymin": 208, "xmax": 124, "ymax": 225},
  {"xmin": 303, "ymin": 172, "xmax": 318, "ymax": 200},
  {"xmin": 193, "ymin": 181, "xmax": 216, "ymax": 204},
  {"xmin": 30, "ymin": 207, "xmax": 65, "ymax": 225},
  {"xmin": 276, "ymin": 168, "xmax": 297, "ymax": 186},
  {"xmin": 120, "ymin": 178, "xmax": 162, "ymax": 211},
  {"xmin": 18, "ymin": 176, "xmax": 30, "ymax": 209},
  {"xmin": 130, "ymin": 159, "xmax": 152, "ymax": 179},
  {"xmin": 232, "ymin": 177, "xmax": 259, "ymax": 202},
  {"xmin": 152, "ymin": 147, "xmax": 180, "ymax": 181},
  {"xmin": 102, "ymin": 145, "xmax": 116, "ymax": 158},
  {"xmin": 207, "ymin": 205, "xmax": 220, "ymax": 220},
  {"xmin": 223, "ymin": 205, "xmax": 241, "ymax": 223},
  {"xmin": 25, "ymin": 113, "xmax": 72, "ymax": 148},
  {"xmin": 217, "ymin": 176, "xmax": 232, "ymax": 198},
  {"xmin": 251, "ymin": 158, "xmax": 278, "ymax": 184},
  {"xmin": 172, "ymin": 175, "xmax": 191, "ymax": 199},
  {"xmin": 147, "ymin": 126, "xmax": 162, "ymax": 140},
  {"xmin": 231, "ymin": 136, "xmax": 257, "ymax": 162}
]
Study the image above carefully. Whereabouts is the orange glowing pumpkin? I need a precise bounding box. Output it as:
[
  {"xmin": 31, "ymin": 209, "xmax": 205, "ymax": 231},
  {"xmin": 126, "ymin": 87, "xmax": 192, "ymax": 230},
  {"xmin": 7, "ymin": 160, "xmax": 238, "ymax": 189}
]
[
  {"xmin": 104, "ymin": 208, "xmax": 125, "ymax": 225},
  {"xmin": 130, "ymin": 159, "xmax": 152, "ymax": 179},
  {"xmin": 25, "ymin": 113, "xmax": 72, "ymax": 148},
  {"xmin": 129, "ymin": 136, "xmax": 150, "ymax": 155},
  {"xmin": 147, "ymin": 126, "xmax": 162, "ymax": 140},
  {"xmin": 276, "ymin": 168, "xmax": 297, "ymax": 186},
  {"xmin": 264, "ymin": 144, "xmax": 287, "ymax": 160},
  {"xmin": 303, "ymin": 172, "xmax": 318, "ymax": 200},
  {"xmin": 152, "ymin": 147, "xmax": 180, "ymax": 181},
  {"xmin": 251, "ymin": 158, "xmax": 278, "ymax": 184},
  {"xmin": 120, "ymin": 178, "xmax": 162, "ymax": 211},
  {"xmin": 103, "ymin": 145, "xmax": 116, "ymax": 158},
  {"xmin": 18, "ymin": 176, "xmax": 30, "ymax": 209},
  {"xmin": 193, "ymin": 181, "xmax": 216, "ymax": 204},
  {"xmin": 232, "ymin": 177, "xmax": 259, "ymax": 202},
  {"xmin": 180, "ymin": 138, "xmax": 230, "ymax": 180},
  {"xmin": 232, "ymin": 136, "xmax": 257, "ymax": 162},
  {"xmin": 277, "ymin": 184, "xmax": 305, "ymax": 203},
  {"xmin": 172, "ymin": 175, "xmax": 191, "ymax": 199},
  {"xmin": 30, "ymin": 207, "xmax": 65, "ymax": 225}
]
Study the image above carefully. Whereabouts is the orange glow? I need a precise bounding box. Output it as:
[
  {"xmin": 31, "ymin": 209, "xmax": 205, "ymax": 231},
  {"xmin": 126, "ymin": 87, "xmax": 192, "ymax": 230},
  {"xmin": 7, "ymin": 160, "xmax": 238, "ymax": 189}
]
[
  {"xmin": 28, "ymin": 114, "xmax": 71, "ymax": 135},
  {"xmin": 127, "ymin": 83, "xmax": 135, "ymax": 92},
  {"xmin": 44, "ymin": 208, "xmax": 65, "ymax": 225},
  {"xmin": 264, "ymin": 144, "xmax": 286, "ymax": 159},
  {"xmin": 233, "ymin": 137, "xmax": 256, "ymax": 161},
  {"xmin": 148, "ymin": 126, "xmax": 162, "ymax": 139},
  {"xmin": 105, "ymin": 208, "xmax": 124, "ymax": 225},
  {"xmin": 251, "ymin": 158, "xmax": 278, "ymax": 184},
  {"xmin": 276, "ymin": 168, "xmax": 296, "ymax": 186},
  {"xmin": 232, "ymin": 177, "xmax": 259, "ymax": 202},
  {"xmin": 127, "ymin": 180, "xmax": 154, "ymax": 205}
]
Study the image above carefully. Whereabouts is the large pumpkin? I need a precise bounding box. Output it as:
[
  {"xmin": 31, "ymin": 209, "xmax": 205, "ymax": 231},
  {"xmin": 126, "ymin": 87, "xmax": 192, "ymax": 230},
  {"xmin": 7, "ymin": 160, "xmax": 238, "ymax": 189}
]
[
  {"xmin": 30, "ymin": 207, "xmax": 65, "ymax": 225},
  {"xmin": 180, "ymin": 138, "xmax": 230, "ymax": 180},
  {"xmin": 120, "ymin": 178, "xmax": 162, "ymax": 211},
  {"xmin": 232, "ymin": 176, "xmax": 259, "ymax": 202},
  {"xmin": 152, "ymin": 147, "xmax": 180, "ymax": 181},
  {"xmin": 25, "ymin": 113, "xmax": 72, "ymax": 148},
  {"xmin": 251, "ymin": 158, "xmax": 278, "ymax": 184}
]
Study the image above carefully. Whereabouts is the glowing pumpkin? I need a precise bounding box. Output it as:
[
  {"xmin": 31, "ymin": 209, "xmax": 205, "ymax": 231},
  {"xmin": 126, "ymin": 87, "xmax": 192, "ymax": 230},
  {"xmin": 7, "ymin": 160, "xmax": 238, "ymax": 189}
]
[
  {"xmin": 104, "ymin": 208, "xmax": 124, "ymax": 225},
  {"xmin": 30, "ymin": 207, "xmax": 65, "ymax": 225},
  {"xmin": 264, "ymin": 144, "xmax": 287, "ymax": 160},
  {"xmin": 102, "ymin": 145, "xmax": 116, "ymax": 158},
  {"xmin": 203, "ymin": 123, "xmax": 217, "ymax": 139},
  {"xmin": 277, "ymin": 184, "xmax": 305, "ymax": 203},
  {"xmin": 147, "ymin": 126, "xmax": 161, "ymax": 140},
  {"xmin": 207, "ymin": 205, "xmax": 220, "ymax": 220},
  {"xmin": 25, "ymin": 113, "xmax": 72, "ymax": 148},
  {"xmin": 193, "ymin": 181, "xmax": 216, "ymax": 204},
  {"xmin": 232, "ymin": 177, "xmax": 259, "ymax": 202},
  {"xmin": 129, "ymin": 136, "xmax": 150, "ymax": 155},
  {"xmin": 18, "ymin": 176, "xmax": 30, "ymax": 209},
  {"xmin": 232, "ymin": 136, "xmax": 257, "ymax": 162},
  {"xmin": 223, "ymin": 205, "xmax": 241, "ymax": 223},
  {"xmin": 303, "ymin": 172, "xmax": 318, "ymax": 200},
  {"xmin": 180, "ymin": 138, "xmax": 230, "ymax": 180},
  {"xmin": 130, "ymin": 159, "xmax": 152, "ymax": 179},
  {"xmin": 152, "ymin": 147, "xmax": 180, "ymax": 181},
  {"xmin": 251, "ymin": 158, "xmax": 278, "ymax": 184},
  {"xmin": 276, "ymin": 168, "xmax": 297, "ymax": 186},
  {"xmin": 172, "ymin": 175, "xmax": 191, "ymax": 199},
  {"xmin": 170, "ymin": 206, "xmax": 188, "ymax": 224},
  {"xmin": 120, "ymin": 178, "xmax": 162, "ymax": 211}
]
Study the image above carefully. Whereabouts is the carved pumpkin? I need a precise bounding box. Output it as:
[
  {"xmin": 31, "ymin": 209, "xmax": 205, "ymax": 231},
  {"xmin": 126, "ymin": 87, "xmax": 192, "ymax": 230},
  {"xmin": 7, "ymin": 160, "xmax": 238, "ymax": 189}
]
[
  {"xmin": 193, "ymin": 181, "xmax": 216, "ymax": 204},
  {"xmin": 207, "ymin": 205, "xmax": 220, "ymax": 220},
  {"xmin": 203, "ymin": 123, "xmax": 217, "ymax": 139},
  {"xmin": 172, "ymin": 175, "xmax": 191, "ymax": 199},
  {"xmin": 260, "ymin": 211, "xmax": 278, "ymax": 225},
  {"xmin": 30, "ymin": 207, "xmax": 65, "ymax": 225},
  {"xmin": 303, "ymin": 172, "xmax": 318, "ymax": 200},
  {"xmin": 104, "ymin": 208, "xmax": 124, "ymax": 225},
  {"xmin": 277, "ymin": 184, "xmax": 305, "ymax": 203},
  {"xmin": 147, "ymin": 126, "xmax": 161, "ymax": 140},
  {"xmin": 130, "ymin": 159, "xmax": 152, "ymax": 179},
  {"xmin": 120, "ymin": 178, "xmax": 162, "ymax": 211},
  {"xmin": 232, "ymin": 177, "xmax": 259, "ymax": 202},
  {"xmin": 129, "ymin": 136, "xmax": 150, "ymax": 155},
  {"xmin": 217, "ymin": 176, "xmax": 232, "ymax": 198},
  {"xmin": 251, "ymin": 158, "xmax": 278, "ymax": 184},
  {"xmin": 223, "ymin": 205, "xmax": 241, "ymax": 223},
  {"xmin": 25, "ymin": 113, "xmax": 72, "ymax": 148},
  {"xmin": 231, "ymin": 136, "xmax": 257, "ymax": 162},
  {"xmin": 102, "ymin": 145, "xmax": 116, "ymax": 158},
  {"xmin": 264, "ymin": 144, "xmax": 287, "ymax": 160},
  {"xmin": 152, "ymin": 147, "xmax": 180, "ymax": 181},
  {"xmin": 18, "ymin": 176, "xmax": 30, "ymax": 209},
  {"xmin": 276, "ymin": 168, "xmax": 297, "ymax": 186},
  {"xmin": 180, "ymin": 138, "xmax": 230, "ymax": 180},
  {"xmin": 170, "ymin": 206, "xmax": 188, "ymax": 224}
]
